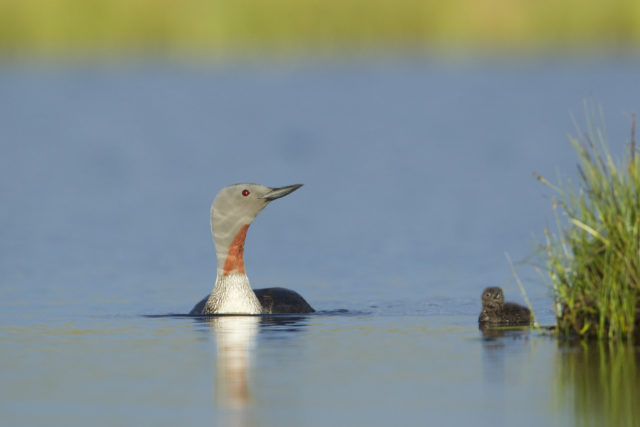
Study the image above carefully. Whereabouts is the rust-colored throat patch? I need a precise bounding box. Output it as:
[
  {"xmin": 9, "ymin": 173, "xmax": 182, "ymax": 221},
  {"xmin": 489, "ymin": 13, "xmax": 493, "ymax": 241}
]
[{"xmin": 222, "ymin": 224, "xmax": 249, "ymax": 275}]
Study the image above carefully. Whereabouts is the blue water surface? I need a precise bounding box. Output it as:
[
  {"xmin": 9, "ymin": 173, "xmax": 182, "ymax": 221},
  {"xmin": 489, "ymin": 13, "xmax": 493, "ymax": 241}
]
[{"xmin": 1, "ymin": 55, "xmax": 640, "ymax": 426}]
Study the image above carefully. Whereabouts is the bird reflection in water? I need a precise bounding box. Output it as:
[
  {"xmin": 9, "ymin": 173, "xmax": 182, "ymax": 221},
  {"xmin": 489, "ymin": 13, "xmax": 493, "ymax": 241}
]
[
  {"xmin": 203, "ymin": 314, "xmax": 310, "ymax": 426},
  {"xmin": 479, "ymin": 323, "xmax": 530, "ymax": 387},
  {"xmin": 208, "ymin": 316, "xmax": 259, "ymax": 410}
]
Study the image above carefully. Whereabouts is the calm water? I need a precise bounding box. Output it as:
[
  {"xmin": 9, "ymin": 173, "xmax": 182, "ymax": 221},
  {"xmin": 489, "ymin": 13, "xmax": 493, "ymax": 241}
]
[{"xmin": 1, "ymin": 55, "xmax": 640, "ymax": 426}]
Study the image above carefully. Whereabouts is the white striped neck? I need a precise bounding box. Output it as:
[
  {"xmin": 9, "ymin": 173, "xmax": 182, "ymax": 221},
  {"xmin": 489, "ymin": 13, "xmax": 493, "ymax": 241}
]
[{"xmin": 203, "ymin": 273, "xmax": 263, "ymax": 315}]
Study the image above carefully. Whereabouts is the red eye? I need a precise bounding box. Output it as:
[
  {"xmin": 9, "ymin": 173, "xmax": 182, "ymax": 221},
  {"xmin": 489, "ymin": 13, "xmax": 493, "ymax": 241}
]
[{"xmin": 242, "ymin": 189, "xmax": 250, "ymax": 197}]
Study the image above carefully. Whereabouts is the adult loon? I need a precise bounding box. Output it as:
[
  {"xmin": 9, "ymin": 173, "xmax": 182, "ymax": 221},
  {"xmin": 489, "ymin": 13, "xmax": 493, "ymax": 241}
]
[{"xmin": 190, "ymin": 183, "xmax": 314, "ymax": 315}]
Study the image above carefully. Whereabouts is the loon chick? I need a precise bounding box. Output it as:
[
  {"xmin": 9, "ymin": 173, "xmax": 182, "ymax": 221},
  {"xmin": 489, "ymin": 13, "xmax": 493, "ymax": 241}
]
[
  {"xmin": 190, "ymin": 183, "xmax": 314, "ymax": 315},
  {"xmin": 478, "ymin": 286, "xmax": 531, "ymax": 326}
]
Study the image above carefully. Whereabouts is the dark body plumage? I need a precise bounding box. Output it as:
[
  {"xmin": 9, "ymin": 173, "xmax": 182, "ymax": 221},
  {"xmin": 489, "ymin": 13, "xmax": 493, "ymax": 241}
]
[
  {"xmin": 478, "ymin": 286, "xmax": 531, "ymax": 326},
  {"xmin": 190, "ymin": 287, "xmax": 315, "ymax": 315}
]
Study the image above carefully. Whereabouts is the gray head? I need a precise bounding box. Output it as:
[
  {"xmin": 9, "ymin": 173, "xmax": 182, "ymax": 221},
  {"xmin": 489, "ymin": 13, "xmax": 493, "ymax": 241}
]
[
  {"xmin": 481, "ymin": 286, "xmax": 504, "ymax": 309},
  {"xmin": 210, "ymin": 183, "xmax": 302, "ymax": 276}
]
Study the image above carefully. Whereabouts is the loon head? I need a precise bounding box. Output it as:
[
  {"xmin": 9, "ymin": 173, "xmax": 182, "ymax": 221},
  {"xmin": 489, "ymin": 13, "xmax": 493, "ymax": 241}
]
[
  {"xmin": 210, "ymin": 183, "xmax": 303, "ymax": 277},
  {"xmin": 481, "ymin": 286, "xmax": 504, "ymax": 309}
]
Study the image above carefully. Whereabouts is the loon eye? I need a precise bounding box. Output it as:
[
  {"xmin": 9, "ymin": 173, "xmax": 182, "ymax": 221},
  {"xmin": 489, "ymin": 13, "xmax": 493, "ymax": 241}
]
[{"xmin": 242, "ymin": 189, "xmax": 250, "ymax": 197}]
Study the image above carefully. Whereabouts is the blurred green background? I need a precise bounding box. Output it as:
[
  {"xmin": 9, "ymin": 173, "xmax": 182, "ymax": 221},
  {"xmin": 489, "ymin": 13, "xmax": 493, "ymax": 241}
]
[{"xmin": 1, "ymin": 0, "xmax": 639, "ymax": 56}]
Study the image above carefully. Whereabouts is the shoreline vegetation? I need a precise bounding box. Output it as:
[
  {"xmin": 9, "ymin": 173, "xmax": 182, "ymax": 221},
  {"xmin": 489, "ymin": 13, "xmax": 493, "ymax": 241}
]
[
  {"xmin": 1, "ymin": 0, "xmax": 640, "ymax": 56},
  {"xmin": 536, "ymin": 106, "xmax": 639, "ymax": 341}
]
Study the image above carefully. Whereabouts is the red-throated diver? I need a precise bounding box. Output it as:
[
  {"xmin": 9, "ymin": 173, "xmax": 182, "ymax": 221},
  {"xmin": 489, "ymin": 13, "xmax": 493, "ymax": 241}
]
[
  {"xmin": 190, "ymin": 183, "xmax": 314, "ymax": 315},
  {"xmin": 478, "ymin": 286, "xmax": 531, "ymax": 326}
]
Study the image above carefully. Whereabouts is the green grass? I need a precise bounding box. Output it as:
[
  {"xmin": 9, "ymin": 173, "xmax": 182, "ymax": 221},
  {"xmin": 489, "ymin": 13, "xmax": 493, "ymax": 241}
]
[
  {"xmin": 1, "ymin": 0, "xmax": 640, "ymax": 56},
  {"xmin": 537, "ymin": 105, "xmax": 640, "ymax": 340}
]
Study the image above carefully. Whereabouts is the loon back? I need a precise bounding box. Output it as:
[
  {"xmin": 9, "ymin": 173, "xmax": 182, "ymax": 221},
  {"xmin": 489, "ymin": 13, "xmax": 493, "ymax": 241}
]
[{"xmin": 190, "ymin": 287, "xmax": 314, "ymax": 315}]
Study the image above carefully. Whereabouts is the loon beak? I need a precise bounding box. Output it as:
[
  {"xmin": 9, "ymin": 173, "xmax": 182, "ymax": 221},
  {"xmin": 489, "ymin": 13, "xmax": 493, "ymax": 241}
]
[{"xmin": 262, "ymin": 184, "xmax": 303, "ymax": 201}]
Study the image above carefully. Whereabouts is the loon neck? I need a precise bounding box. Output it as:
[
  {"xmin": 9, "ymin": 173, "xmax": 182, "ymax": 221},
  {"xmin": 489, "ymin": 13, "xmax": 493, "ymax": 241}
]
[
  {"xmin": 208, "ymin": 220, "xmax": 261, "ymax": 314},
  {"xmin": 204, "ymin": 273, "xmax": 263, "ymax": 314},
  {"xmin": 215, "ymin": 224, "xmax": 250, "ymax": 277}
]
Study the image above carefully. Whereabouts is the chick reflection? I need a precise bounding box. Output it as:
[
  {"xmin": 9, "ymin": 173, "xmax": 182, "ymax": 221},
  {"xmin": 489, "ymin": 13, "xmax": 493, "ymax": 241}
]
[
  {"xmin": 209, "ymin": 316, "xmax": 259, "ymax": 409},
  {"xmin": 479, "ymin": 323, "xmax": 530, "ymax": 386}
]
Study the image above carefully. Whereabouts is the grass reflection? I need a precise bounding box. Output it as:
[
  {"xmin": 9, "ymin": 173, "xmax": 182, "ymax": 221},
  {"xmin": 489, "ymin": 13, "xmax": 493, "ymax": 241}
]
[{"xmin": 553, "ymin": 341, "xmax": 640, "ymax": 427}]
